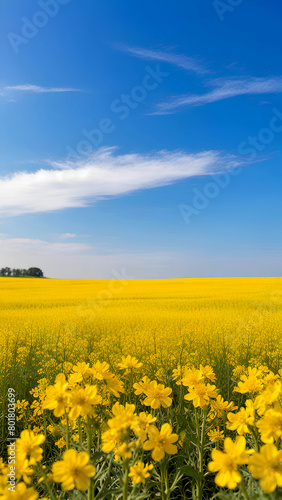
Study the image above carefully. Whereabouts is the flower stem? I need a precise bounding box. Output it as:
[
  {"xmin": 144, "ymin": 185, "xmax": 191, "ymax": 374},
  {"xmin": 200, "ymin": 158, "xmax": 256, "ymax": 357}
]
[
  {"xmin": 65, "ymin": 411, "xmax": 70, "ymax": 450},
  {"xmin": 249, "ymin": 427, "xmax": 259, "ymax": 452},
  {"xmin": 87, "ymin": 416, "xmax": 92, "ymax": 457},
  {"xmin": 123, "ymin": 459, "xmax": 129, "ymax": 500},
  {"xmin": 41, "ymin": 468, "xmax": 56, "ymax": 500},
  {"xmin": 239, "ymin": 479, "xmax": 251, "ymax": 500},
  {"xmin": 78, "ymin": 416, "xmax": 82, "ymax": 447},
  {"xmin": 196, "ymin": 409, "xmax": 207, "ymax": 500}
]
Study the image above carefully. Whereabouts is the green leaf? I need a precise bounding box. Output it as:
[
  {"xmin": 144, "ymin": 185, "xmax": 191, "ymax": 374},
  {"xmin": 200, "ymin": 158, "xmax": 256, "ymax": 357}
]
[{"xmin": 179, "ymin": 465, "xmax": 201, "ymax": 482}]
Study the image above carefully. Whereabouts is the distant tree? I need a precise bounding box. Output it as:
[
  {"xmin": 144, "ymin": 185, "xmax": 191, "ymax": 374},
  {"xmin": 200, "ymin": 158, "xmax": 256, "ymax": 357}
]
[
  {"xmin": 1, "ymin": 267, "xmax": 12, "ymax": 276},
  {"xmin": 0, "ymin": 267, "xmax": 44, "ymax": 277},
  {"xmin": 12, "ymin": 269, "xmax": 21, "ymax": 277},
  {"xmin": 27, "ymin": 267, "xmax": 44, "ymax": 278}
]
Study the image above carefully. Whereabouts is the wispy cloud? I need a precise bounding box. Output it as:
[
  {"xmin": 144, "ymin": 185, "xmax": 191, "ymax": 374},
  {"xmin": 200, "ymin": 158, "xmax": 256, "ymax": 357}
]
[
  {"xmin": 116, "ymin": 44, "xmax": 208, "ymax": 75},
  {"xmin": 59, "ymin": 233, "xmax": 77, "ymax": 239},
  {"xmin": 154, "ymin": 77, "xmax": 282, "ymax": 114},
  {"xmin": 0, "ymin": 237, "xmax": 90, "ymax": 257},
  {"xmin": 0, "ymin": 147, "xmax": 240, "ymax": 217},
  {"xmin": 3, "ymin": 84, "xmax": 81, "ymax": 94}
]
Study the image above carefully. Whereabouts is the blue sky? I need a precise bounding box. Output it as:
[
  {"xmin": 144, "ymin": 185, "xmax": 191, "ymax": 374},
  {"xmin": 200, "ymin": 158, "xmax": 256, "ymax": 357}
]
[{"xmin": 0, "ymin": 0, "xmax": 281, "ymax": 278}]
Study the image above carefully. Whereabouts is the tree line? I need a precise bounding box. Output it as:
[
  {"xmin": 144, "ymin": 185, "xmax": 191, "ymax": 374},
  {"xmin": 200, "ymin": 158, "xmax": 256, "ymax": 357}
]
[{"xmin": 0, "ymin": 267, "xmax": 44, "ymax": 277}]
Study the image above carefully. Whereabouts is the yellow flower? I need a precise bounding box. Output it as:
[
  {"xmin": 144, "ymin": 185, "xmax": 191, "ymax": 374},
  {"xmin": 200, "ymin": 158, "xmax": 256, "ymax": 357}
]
[
  {"xmin": 184, "ymin": 383, "xmax": 217, "ymax": 408},
  {"xmin": 133, "ymin": 376, "xmax": 152, "ymax": 395},
  {"xmin": 101, "ymin": 428, "xmax": 122, "ymax": 453},
  {"xmin": 181, "ymin": 368, "xmax": 204, "ymax": 387},
  {"xmin": 68, "ymin": 372, "xmax": 83, "ymax": 386},
  {"xmin": 115, "ymin": 442, "xmax": 135, "ymax": 461},
  {"xmin": 55, "ymin": 437, "xmax": 66, "ymax": 449},
  {"xmin": 232, "ymin": 365, "xmax": 246, "ymax": 379},
  {"xmin": 52, "ymin": 449, "xmax": 96, "ymax": 491},
  {"xmin": 72, "ymin": 361, "xmax": 91, "ymax": 379},
  {"xmin": 143, "ymin": 423, "xmax": 178, "ymax": 461},
  {"xmin": 208, "ymin": 427, "xmax": 224, "ymax": 442},
  {"xmin": 15, "ymin": 456, "xmax": 34, "ymax": 484},
  {"xmin": 0, "ymin": 459, "xmax": 8, "ymax": 475},
  {"xmin": 110, "ymin": 402, "xmax": 137, "ymax": 430},
  {"xmin": 47, "ymin": 424, "xmax": 61, "ymax": 438},
  {"xmin": 62, "ymin": 361, "xmax": 73, "ymax": 374},
  {"xmin": 118, "ymin": 355, "xmax": 143, "ymax": 371},
  {"xmin": 210, "ymin": 396, "xmax": 237, "ymax": 418},
  {"xmin": 90, "ymin": 361, "xmax": 113, "ymax": 380},
  {"xmin": 101, "ymin": 403, "xmax": 137, "ymax": 453},
  {"xmin": 68, "ymin": 385, "xmax": 102, "ymax": 419},
  {"xmin": 129, "ymin": 461, "xmax": 153, "ymax": 484},
  {"xmin": 208, "ymin": 436, "xmax": 249, "ymax": 489},
  {"xmin": 131, "ymin": 412, "xmax": 157, "ymax": 442},
  {"xmin": 2, "ymin": 483, "xmax": 38, "ymax": 500},
  {"xmin": 143, "ymin": 381, "xmax": 172, "ymax": 409},
  {"xmin": 256, "ymin": 403, "xmax": 282, "ymax": 443},
  {"xmin": 172, "ymin": 365, "xmax": 185, "ymax": 385},
  {"xmin": 16, "ymin": 430, "xmax": 45, "ymax": 464},
  {"xmin": 248, "ymin": 444, "xmax": 282, "ymax": 493},
  {"xmin": 106, "ymin": 376, "xmax": 125, "ymax": 397},
  {"xmin": 254, "ymin": 380, "xmax": 281, "ymax": 416},
  {"xmin": 200, "ymin": 364, "xmax": 216, "ymax": 383},
  {"xmin": 42, "ymin": 373, "xmax": 69, "ymax": 417},
  {"xmin": 227, "ymin": 406, "xmax": 254, "ymax": 435},
  {"xmin": 234, "ymin": 372, "xmax": 263, "ymax": 395}
]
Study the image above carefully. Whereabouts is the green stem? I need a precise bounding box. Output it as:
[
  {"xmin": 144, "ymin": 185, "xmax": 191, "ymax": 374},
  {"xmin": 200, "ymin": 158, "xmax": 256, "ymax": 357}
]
[
  {"xmin": 41, "ymin": 468, "xmax": 56, "ymax": 500},
  {"xmin": 196, "ymin": 408, "xmax": 207, "ymax": 500},
  {"xmin": 78, "ymin": 416, "xmax": 82, "ymax": 447},
  {"xmin": 87, "ymin": 416, "xmax": 92, "ymax": 457},
  {"xmin": 43, "ymin": 410, "xmax": 47, "ymax": 439},
  {"xmin": 86, "ymin": 416, "xmax": 93, "ymax": 499},
  {"xmin": 239, "ymin": 478, "xmax": 251, "ymax": 500},
  {"xmin": 194, "ymin": 408, "xmax": 199, "ymax": 441},
  {"xmin": 65, "ymin": 411, "xmax": 70, "ymax": 449},
  {"xmin": 123, "ymin": 459, "xmax": 129, "ymax": 500},
  {"xmin": 249, "ymin": 426, "xmax": 259, "ymax": 452},
  {"xmin": 160, "ymin": 465, "xmax": 165, "ymax": 499}
]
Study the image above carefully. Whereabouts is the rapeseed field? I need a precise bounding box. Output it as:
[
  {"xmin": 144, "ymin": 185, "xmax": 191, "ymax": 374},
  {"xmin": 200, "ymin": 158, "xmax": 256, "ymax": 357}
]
[{"xmin": 1, "ymin": 277, "xmax": 282, "ymax": 499}]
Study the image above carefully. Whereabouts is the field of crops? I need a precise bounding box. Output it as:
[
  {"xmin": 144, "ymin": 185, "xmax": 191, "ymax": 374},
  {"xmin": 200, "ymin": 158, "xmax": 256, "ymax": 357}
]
[{"xmin": 1, "ymin": 277, "xmax": 282, "ymax": 499}]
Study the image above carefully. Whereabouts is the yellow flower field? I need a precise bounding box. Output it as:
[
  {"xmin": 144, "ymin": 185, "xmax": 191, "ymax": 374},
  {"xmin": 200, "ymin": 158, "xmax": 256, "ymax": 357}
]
[{"xmin": 1, "ymin": 277, "xmax": 282, "ymax": 499}]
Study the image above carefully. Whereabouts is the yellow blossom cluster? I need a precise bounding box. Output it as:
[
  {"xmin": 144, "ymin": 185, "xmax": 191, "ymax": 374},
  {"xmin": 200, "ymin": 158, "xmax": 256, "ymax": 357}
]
[{"xmin": 0, "ymin": 277, "xmax": 282, "ymax": 499}]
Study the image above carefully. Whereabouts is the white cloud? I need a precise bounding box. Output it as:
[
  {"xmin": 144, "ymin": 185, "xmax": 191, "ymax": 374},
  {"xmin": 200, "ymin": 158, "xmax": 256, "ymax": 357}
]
[
  {"xmin": 0, "ymin": 238, "xmax": 90, "ymax": 257},
  {"xmin": 3, "ymin": 84, "xmax": 81, "ymax": 94},
  {"xmin": 116, "ymin": 45, "xmax": 208, "ymax": 74},
  {"xmin": 0, "ymin": 147, "xmax": 240, "ymax": 217},
  {"xmin": 154, "ymin": 77, "xmax": 282, "ymax": 113},
  {"xmin": 59, "ymin": 233, "xmax": 77, "ymax": 239}
]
